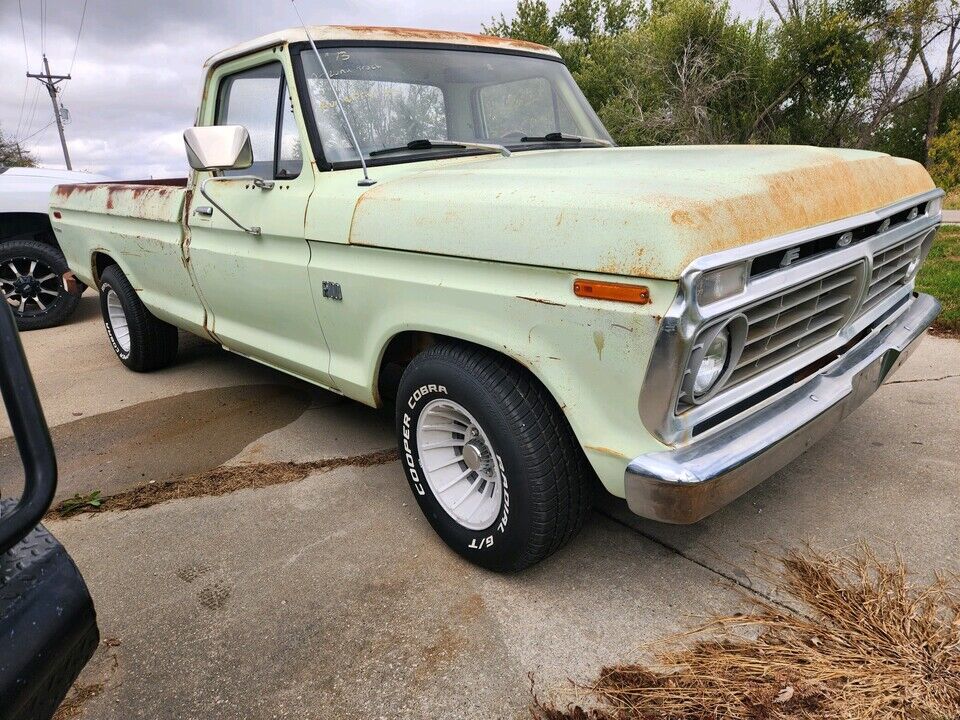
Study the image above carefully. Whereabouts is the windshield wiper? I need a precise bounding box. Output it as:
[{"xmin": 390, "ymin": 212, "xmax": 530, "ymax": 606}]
[
  {"xmin": 369, "ymin": 139, "xmax": 511, "ymax": 158},
  {"xmin": 519, "ymin": 132, "xmax": 612, "ymax": 147}
]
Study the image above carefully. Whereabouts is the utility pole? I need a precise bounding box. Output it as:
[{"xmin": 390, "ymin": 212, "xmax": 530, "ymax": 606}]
[{"xmin": 26, "ymin": 55, "xmax": 72, "ymax": 170}]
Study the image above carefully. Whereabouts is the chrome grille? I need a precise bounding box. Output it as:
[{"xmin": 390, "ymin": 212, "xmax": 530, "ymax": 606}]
[
  {"xmin": 861, "ymin": 234, "xmax": 925, "ymax": 314},
  {"xmin": 646, "ymin": 189, "xmax": 942, "ymax": 446},
  {"xmin": 727, "ymin": 264, "xmax": 864, "ymax": 386}
]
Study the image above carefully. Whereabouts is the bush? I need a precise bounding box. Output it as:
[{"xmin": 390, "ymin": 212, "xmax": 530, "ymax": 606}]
[{"xmin": 929, "ymin": 120, "xmax": 960, "ymax": 191}]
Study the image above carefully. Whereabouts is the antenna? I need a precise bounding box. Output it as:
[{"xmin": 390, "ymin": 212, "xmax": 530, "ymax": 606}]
[{"xmin": 290, "ymin": 0, "xmax": 376, "ymax": 187}]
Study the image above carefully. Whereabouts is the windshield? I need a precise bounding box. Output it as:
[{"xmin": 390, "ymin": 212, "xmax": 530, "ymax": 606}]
[{"xmin": 298, "ymin": 46, "xmax": 612, "ymax": 164}]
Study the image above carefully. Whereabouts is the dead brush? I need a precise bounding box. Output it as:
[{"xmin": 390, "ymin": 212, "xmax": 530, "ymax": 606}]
[{"xmin": 532, "ymin": 544, "xmax": 960, "ymax": 720}]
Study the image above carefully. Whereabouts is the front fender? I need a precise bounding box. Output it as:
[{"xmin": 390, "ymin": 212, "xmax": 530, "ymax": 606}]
[{"xmin": 307, "ymin": 241, "xmax": 675, "ymax": 496}]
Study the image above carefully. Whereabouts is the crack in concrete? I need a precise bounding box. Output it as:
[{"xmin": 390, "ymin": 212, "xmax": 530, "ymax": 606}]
[
  {"xmin": 53, "ymin": 637, "xmax": 121, "ymax": 720},
  {"xmin": 47, "ymin": 448, "xmax": 399, "ymax": 520},
  {"xmin": 595, "ymin": 508, "xmax": 810, "ymax": 619},
  {"xmin": 883, "ymin": 372, "xmax": 960, "ymax": 386}
]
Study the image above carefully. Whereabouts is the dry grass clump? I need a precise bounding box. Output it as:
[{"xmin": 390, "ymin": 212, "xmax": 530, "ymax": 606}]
[
  {"xmin": 52, "ymin": 682, "xmax": 103, "ymax": 720},
  {"xmin": 533, "ymin": 545, "xmax": 960, "ymax": 720},
  {"xmin": 46, "ymin": 448, "xmax": 398, "ymax": 519}
]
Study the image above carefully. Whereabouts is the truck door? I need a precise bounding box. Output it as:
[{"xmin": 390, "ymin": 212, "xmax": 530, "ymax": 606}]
[{"xmin": 185, "ymin": 52, "xmax": 335, "ymax": 388}]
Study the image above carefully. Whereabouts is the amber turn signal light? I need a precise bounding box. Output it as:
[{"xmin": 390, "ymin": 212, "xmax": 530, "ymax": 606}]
[{"xmin": 574, "ymin": 279, "xmax": 651, "ymax": 304}]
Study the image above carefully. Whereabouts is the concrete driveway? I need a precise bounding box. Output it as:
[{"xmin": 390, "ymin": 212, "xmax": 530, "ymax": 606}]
[{"xmin": 5, "ymin": 295, "xmax": 959, "ymax": 719}]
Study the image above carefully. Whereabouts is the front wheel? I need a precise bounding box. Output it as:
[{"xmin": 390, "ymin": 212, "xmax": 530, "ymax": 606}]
[
  {"xmin": 396, "ymin": 341, "xmax": 592, "ymax": 572},
  {"xmin": 0, "ymin": 238, "xmax": 80, "ymax": 330}
]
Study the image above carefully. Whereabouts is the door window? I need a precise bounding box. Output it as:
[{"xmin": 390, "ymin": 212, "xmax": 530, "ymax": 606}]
[{"xmin": 216, "ymin": 62, "xmax": 302, "ymax": 179}]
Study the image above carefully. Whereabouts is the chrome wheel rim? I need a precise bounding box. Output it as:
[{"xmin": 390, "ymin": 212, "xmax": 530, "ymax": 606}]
[
  {"xmin": 0, "ymin": 258, "xmax": 61, "ymax": 317},
  {"xmin": 416, "ymin": 399, "xmax": 503, "ymax": 531},
  {"xmin": 106, "ymin": 289, "xmax": 131, "ymax": 353}
]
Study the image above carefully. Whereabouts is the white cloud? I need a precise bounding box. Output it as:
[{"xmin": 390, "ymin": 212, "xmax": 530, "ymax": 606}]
[{"xmin": 1, "ymin": 0, "xmax": 764, "ymax": 178}]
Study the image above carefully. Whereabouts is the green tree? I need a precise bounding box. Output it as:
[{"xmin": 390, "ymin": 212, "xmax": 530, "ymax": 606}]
[
  {"xmin": 603, "ymin": 0, "xmax": 773, "ymax": 144},
  {"xmin": 755, "ymin": 0, "xmax": 879, "ymax": 145},
  {"xmin": 486, "ymin": 0, "xmax": 960, "ymax": 156},
  {"xmin": 928, "ymin": 118, "xmax": 960, "ymax": 188},
  {"xmin": 0, "ymin": 126, "xmax": 36, "ymax": 167},
  {"xmin": 873, "ymin": 81, "xmax": 960, "ymax": 161},
  {"xmin": 555, "ymin": 0, "xmax": 602, "ymax": 42},
  {"xmin": 483, "ymin": 0, "xmax": 560, "ymax": 46}
]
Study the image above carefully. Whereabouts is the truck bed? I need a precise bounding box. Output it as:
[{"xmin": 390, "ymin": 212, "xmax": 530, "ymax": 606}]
[
  {"xmin": 49, "ymin": 177, "xmax": 208, "ymax": 334},
  {"xmin": 51, "ymin": 178, "xmax": 188, "ymax": 221}
]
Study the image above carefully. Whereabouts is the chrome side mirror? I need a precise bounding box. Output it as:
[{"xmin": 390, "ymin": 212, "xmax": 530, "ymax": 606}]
[{"xmin": 183, "ymin": 125, "xmax": 253, "ymax": 171}]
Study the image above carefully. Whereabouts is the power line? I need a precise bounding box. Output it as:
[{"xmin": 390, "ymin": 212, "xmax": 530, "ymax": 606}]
[
  {"xmin": 15, "ymin": 0, "xmax": 83, "ymax": 165},
  {"xmin": 68, "ymin": 0, "xmax": 88, "ymax": 75},
  {"xmin": 17, "ymin": 0, "xmax": 29, "ymax": 65},
  {"xmin": 62, "ymin": 0, "xmax": 89, "ymax": 103},
  {"xmin": 19, "ymin": 85, "xmax": 42, "ymax": 145},
  {"xmin": 14, "ymin": 84, "xmax": 29, "ymax": 144},
  {"xmin": 18, "ymin": 120, "xmax": 55, "ymax": 145},
  {"xmin": 14, "ymin": 0, "xmax": 30, "ymax": 140}
]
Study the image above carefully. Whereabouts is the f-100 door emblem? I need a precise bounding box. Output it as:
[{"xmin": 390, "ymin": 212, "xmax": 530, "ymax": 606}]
[{"xmin": 322, "ymin": 281, "xmax": 342, "ymax": 301}]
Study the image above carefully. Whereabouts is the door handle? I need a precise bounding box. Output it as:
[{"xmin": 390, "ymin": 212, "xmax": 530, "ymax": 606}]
[{"xmin": 194, "ymin": 206, "xmax": 213, "ymax": 217}]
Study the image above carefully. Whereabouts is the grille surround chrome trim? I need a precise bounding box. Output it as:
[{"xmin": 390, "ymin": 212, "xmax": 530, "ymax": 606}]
[{"xmin": 639, "ymin": 188, "xmax": 943, "ymax": 446}]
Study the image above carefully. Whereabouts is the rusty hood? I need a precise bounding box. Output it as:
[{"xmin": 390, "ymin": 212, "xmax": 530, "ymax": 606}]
[{"xmin": 347, "ymin": 145, "xmax": 935, "ymax": 280}]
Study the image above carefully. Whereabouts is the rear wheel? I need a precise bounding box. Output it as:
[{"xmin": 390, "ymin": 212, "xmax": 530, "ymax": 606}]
[
  {"xmin": 99, "ymin": 265, "xmax": 178, "ymax": 372},
  {"xmin": 396, "ymin": 341, "xmax": 592, "ymax": 572},
  {"xmin": 0, "ymin": 238, "xmax": 80, "ymax": 330}
]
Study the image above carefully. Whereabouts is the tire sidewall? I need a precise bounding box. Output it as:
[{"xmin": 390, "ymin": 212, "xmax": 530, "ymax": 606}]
[
  {"xmin": 99, "ymin": 277, "xmax": 134, "ymax": 364},
  {"xmin": 397, "ymin": 360, "xmax": 536, "ymax": 571}
]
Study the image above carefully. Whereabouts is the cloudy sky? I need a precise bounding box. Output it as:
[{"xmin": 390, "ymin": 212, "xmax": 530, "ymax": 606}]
[{"xmin": 0, "ymin": 0, "xmax": 765, "ymax": 179}]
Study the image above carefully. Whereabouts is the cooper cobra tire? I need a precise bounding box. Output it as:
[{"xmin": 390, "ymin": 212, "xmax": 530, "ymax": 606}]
[
  {"xmin": 99, "ymin": 265, "xmax": 178, "ymax": 372},
  {"xmin": 0, "ymin": 238, "xmax": 80, "ymax": 330},
  {"xmin": 396, "ymin": 341, "xmax": 592, "ymax": 572}
]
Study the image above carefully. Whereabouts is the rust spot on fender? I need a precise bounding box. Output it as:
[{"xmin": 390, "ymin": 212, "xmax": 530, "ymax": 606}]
[
  {"xmin": 349, "ymin": 187, "xmax": 377, "ymax": 242},
  {"xmin": 593, "ymin": 330, "xmax": 605, "ymax": 361},
  {"xmin": 585, "ymin": 444, "xmax": 628, "ymax": 460}
]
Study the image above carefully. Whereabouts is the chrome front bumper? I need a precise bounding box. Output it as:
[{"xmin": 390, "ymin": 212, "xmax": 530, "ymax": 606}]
[{"xmin": 624, "ymin": 292, "xmax": 941, "ymax": 524}]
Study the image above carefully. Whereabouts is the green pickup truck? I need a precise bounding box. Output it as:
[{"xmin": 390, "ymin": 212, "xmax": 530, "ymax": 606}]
[{"xmin": 50, "ymin": 25, "xmax": 942, "ymax": 571}]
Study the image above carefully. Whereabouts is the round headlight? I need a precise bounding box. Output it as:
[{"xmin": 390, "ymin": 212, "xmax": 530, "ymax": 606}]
[{"xmin": 693, "ymin": 328, "xmax": 730, "ymax": 396}]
